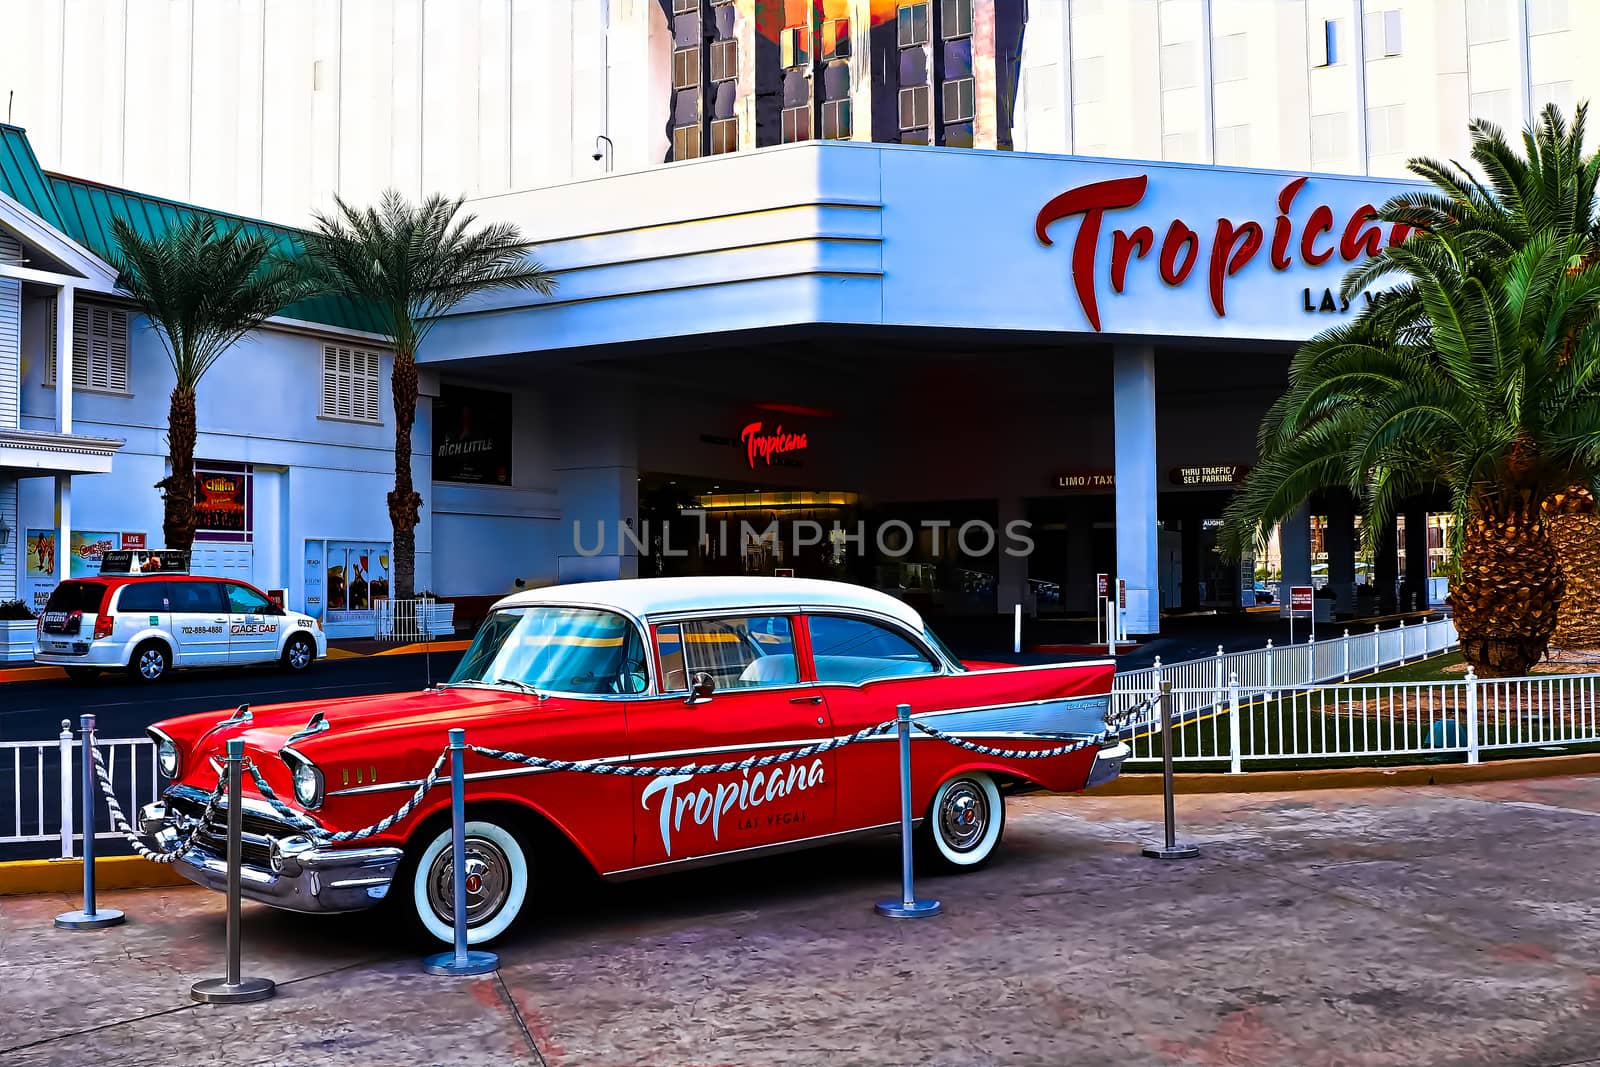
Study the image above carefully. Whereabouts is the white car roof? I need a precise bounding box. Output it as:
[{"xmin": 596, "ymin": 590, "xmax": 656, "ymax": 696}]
[{"xmin": 495, "ymin": 576, "xmax": 929, "ymax": 630}]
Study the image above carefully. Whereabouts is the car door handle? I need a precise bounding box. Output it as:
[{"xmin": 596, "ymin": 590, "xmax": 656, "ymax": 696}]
[
  {"xmin": 789, "ymin": 695, "xmax": 823, "ymax": 705},
  {"xmin": 212, "ymin": 617, "xmax": 226, "ymax": 623}
]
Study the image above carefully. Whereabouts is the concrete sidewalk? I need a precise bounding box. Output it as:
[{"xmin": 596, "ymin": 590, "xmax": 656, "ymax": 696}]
[{"xmin": 6, "ymin": 775, "xmax": 1600, "ymax": 1065}]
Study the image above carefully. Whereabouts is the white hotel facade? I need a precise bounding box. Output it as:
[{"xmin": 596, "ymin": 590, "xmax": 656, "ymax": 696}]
[{"xmin": 0, "ymin": 0, "xmax": 1576, "ymax": 637}]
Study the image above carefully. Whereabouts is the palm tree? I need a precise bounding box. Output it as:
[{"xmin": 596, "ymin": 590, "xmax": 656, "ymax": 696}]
[
  {"xmin": 111, "ymin": 216, "xmax": 315, "ymax": 553},
  {"xmin": 1223, "ymin": 232, "xmax": 1600, "ymax": 676},
  {"xmin": 303, "ymin": 191, "xmax": 555, "ymax": 601},
  {"xmin": 1346, "ymin": 103, "xmax": 1600, "ymax": 650}
]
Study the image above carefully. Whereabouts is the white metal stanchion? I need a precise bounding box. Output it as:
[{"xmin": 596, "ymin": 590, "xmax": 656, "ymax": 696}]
[
  {"xmin": 190, "ymin": 740, "xmax": 274, "ymax": 1003},
  {"xmin": 1227, "ymin": 673, "xmax": 1243, "ymax": 775},
  {"xmin": 876, "ymin": 704, "xmax": 941, "ymax": 919},
  {"xmin": 1013, "ymin": 604, "xmax": 1022, "ymax": 655},
  {"xmin": 55, "ymin": 714, "xmax": 125, "ymax": 931},
  {"xmin": 424, "ymin": 728, "xmax": 500, "ymax": 975}
]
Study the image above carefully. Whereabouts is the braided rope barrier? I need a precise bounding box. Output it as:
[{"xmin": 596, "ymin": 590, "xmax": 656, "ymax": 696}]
[
  {"xmin": 468, "ymin": 718, "xmax": 900, "ymax": 779},
  {"xmin": 243, "ymin": 747, "xmax": 451, "ymax": 845},
  {"xmin": 908, "ymin": 720, "xmax": 1104, "ymax": 759},
  {"xmin": 88, "ymin": 737, "xmax": 225, "ymax": 865}
]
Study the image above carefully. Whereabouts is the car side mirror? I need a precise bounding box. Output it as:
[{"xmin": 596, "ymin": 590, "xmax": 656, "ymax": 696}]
[{"xmin": 684, "ymin": 671, "xmax": 716, "ymax": 705}]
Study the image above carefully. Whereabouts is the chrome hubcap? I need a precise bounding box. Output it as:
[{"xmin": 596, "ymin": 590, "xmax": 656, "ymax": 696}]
[
  {"xmin": 426, "ymin": 835, "xmax": 512, "ymax": 927},
  {"xmin": 140, "ymin": 650, "xmax": 164, "ymax": 679},
  {"xmin": 938, "ymin": 781, "xmax": 988, "ymax": 852},
  {"xmin": 289, "ymin": 641, "xmax": 310, "ymax": 668}
]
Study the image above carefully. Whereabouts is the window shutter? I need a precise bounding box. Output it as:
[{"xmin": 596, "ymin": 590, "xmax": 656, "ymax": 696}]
[
  {"xmin": 321, "ymin": 344, "xmax": 381, "ymax": 422},
  {"xmin": 44, "ymin": 296, "xmax": 57, "ymax": 386}
]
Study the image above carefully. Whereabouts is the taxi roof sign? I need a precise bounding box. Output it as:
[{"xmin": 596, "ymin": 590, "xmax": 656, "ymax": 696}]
[{"xmin": 98, "ymin": 549, "xmax": 189, "ymax": 575}]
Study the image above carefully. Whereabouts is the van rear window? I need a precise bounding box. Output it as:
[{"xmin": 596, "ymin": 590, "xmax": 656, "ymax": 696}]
[{"xmin": 44, "ymin": 581, "xmax": 109, "ymax": 614}]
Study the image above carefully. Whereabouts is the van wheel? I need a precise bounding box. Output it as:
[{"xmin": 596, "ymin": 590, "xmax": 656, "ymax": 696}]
[
  {"xmin": 127, "ymin": 640, "xmax": 170, "ymax": 683},
  {"xmin": 400, "ymin": 817, "xmax": 531, "ymax": 946},
  {"xmin": 281, "ymin": 634, "xmax": 316, "ymax": 673},
  {"xmin": 918, "ymin": 772, "xmax": 1006, "ymax": 871}
]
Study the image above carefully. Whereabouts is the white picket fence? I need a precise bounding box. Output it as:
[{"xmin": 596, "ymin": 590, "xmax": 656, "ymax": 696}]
[
  {"xmin": 2, "ymin": 725, "xmax": 165, "ymax": 855},
  {"xmin": 374, "ymin": 597, "xmax": 455, "ymax": 641},
  {"xmin": 1112, "ymin": 615, "xmax": 1460, "ymax": 764}
]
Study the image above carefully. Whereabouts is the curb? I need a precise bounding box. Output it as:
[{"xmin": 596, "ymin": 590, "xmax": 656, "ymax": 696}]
[
  {"xmin": 0, "ymin": 856, "xmax": 190, "ymax": 896},
  {"xmin": 0, "ymin": 638, "xmax": 472, "ymax": 683},
  {"xmin": 1088, "ymin": 750, "xmax": 1600, "ymax": 795}
]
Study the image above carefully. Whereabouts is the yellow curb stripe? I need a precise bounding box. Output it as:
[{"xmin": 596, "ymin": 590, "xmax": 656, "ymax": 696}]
[
  {"xmin": 0, "ymin": 665, "xmax": 65, "ymax": 683},
  {"xmin": 1088, "ymin": 750, "xmax": 1600, "ymax": 795},
  {"xmin": 372, "ymin": 639, "xmax": 471, "ymax": 657},
  {"xmin": 0, "ymin": 856, "xmax": 190, "ymax": 896}
]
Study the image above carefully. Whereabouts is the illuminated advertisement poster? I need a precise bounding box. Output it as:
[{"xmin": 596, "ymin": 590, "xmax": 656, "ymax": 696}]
[
  {"xmin": 304, "ymin": 539, "xmax": 391, "ymax": 629},
  {"xmin": 70, "ymin": 531, "xmax": 121, "ymax": 578},
  {"xmin": 24, "ymin": 529, "xmax": 58, "ymax": 612},
  {"xmin": 433, "ymin": 384, "xmax": 513, "ymax": 485},
  {"xmin": 194, "ymin": 465, "xmax": 252, "ymax": 540}
]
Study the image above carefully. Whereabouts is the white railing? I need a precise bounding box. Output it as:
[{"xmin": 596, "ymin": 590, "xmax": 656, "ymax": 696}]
[
  {"xmin": 1113, "ymin": 615, "xmax": 1459, "ymax": 759},
  {"xmin": 375, "ymin": 597, "xmax": 455, "ymax": 642},
  {"xmin": 2, "ymin": 725, "xmax": 162, "ymax": 856},
  {"xmin": 1130, "ymin": 671, "xmax": 1600, "ymax": 771}
]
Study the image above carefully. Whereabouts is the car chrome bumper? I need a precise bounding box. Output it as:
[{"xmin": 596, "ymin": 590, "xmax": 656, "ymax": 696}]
[
  {"xmin": 1085, "ymin": 741, "xmax": 1130, "ymax": 789},
  {"xmin": 139, "ymin": 801, "xmax": 401, "ymax": 914}
]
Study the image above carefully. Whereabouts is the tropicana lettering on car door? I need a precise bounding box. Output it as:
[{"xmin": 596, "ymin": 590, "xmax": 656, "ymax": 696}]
[
  {"xmin": 640, "ymin": 760, "xmax": 826, "ymax": 857},
  {"xmin": 1033, "ymin": 174, "xmax": 1411, "ymax": 331}
]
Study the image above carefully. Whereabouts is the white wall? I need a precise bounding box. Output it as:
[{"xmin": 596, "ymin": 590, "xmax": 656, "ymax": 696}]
[{"xmin": 0, "ymin": 0, "xmax": 668, "ymax": 226}]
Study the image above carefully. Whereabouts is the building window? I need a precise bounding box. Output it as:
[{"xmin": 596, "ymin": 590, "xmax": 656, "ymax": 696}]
[
  {"xmin": 942, "ymin": 77, "xmax": 975, "ymax": 122},
  {"xmin": 321, "ymin": 345, "xmax": 381, "ymax": 423},
  {"xmin": 781, "ymin": 26, "xmax": 809, "ymax": 69},
  {"xmin": 898, "ymin": 2, "xmax": 930, "ymax": 47},
  {"xmin": 1527, "ymin": 0, "xmax": 1569, "ymax": 35},
  {"xmin": 1310, "ymin": 111, "xmax": 1347, "ymax": 162},
  {"xmin": 782, "ymin": 105, "xmax": 811, "ymax": 143},
  {"xmin": 1316, "ymin": 19, "xmax": 1341, "ymax": 65},
  {"xmin": 822, "ymin": 98, "xmax": 852, "ymax": 139},
  {"xmin": 1466, "ymin": 0, "xmax": 1509, "ymax": 44},
  {"xmin": 1366, "ymin": 103, "xmax": 1405, "ymax": 155},
  {"xmin": 1533, "ymin": 80, "xmax": 1575, "ymax": 115},
  {"xmin": 899, "ymin": 84, "xmax": 931, "ymax": 129},
  {"xmin": 823, "ymin": 17, "xmax": 850, "ymax": 59},
  {"xmin": 942, "ymin": 0, "xmax": 972, "ymax": 39},
  {"xmin": 45, "ymin": 301, "xmax": 131, "ymax": 394},
  {"xmin": 1162, "ymin": 129, "xmax": 1200, "ymax": 160},
  {"xmin": 1214, "ymin": 122, "xmax": 1251, "ymax": 164},
  {"xmin": 1213, "ymin": 33, "xmax": 1247, "ymax": 82},
  {"xmin": 672, "ymin": 124, "xmax": 701, "ymax": 160},
  {"xmin": 1470, "ymin": 88, "xmax": 1514, "ymax": 129},
  {"xmin": 710, "ymin": 116, "xmax": 738, "ymax": 155},
  {"xmin": 672, "ymin": 0, "xmax": 698, "ymax": 14},
  {"xmin": 1363, "ymin": 9, "xmax": 1402, "ymax": 58},
  {"xmin": 1160, "ymin": 41, "xmax": 1198, "ymax": 88},
  {"xmin": 710, "ymin": 39, "xmax": 738, "ymax": 82},
  {"xmin": 673, "ymin": 47, "xmax": 700, "ymax": 90},
  {"xmin": 1073, "ymin": 56, "xmax": 1106, "ymax": 103}
]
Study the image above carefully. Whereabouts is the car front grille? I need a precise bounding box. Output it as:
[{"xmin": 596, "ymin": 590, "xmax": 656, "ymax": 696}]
[{"xmin": 165, "ymin": 783, "xmax": 307, "ymax": 869}]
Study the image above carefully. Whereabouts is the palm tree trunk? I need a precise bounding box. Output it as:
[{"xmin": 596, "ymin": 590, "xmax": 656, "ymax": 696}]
[
  {"xmin": 159, "ymin": 385, "xmax": 198, "ymax": 553},
  {"xmin": 388, "ymin": 347, "xmax": 423, "ymax": 600},
  {"xmin": 1451, "ymin": 498, "xmax": 1562, "ymax": 676},
  {"xmin": 1545, "ymin": 485, "xmax": 1600, "ymax": 650}
]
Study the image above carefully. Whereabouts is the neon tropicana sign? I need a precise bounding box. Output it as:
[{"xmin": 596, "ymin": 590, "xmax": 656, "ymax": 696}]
[
  {"xmin": 741, "ymin": 422, "xmax": 808, "ymax": 468},
  {"xmin": 1033, "ymin": 175, "xmax": 1411, "ymax": 331}
]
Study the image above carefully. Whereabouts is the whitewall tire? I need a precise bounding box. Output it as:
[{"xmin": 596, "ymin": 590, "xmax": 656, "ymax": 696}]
[
  {"xmin": 410, "ymin": 819, "xmax": 530, "ymax": 946},
  {"xmin": 922, "ymin": 772, "xmax": 1005, "ymax": 870}
]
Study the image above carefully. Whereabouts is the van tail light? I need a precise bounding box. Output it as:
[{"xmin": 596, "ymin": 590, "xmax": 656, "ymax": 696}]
[{"xmin": 93, "ymin": 614, "xmax": 115, "ymax": 640}]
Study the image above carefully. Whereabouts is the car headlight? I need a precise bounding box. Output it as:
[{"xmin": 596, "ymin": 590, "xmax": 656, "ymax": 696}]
[
  {"xmin": 281, "ymin": 747, "xmax": 324, "ymax": 809},
  {"xmin": 148, "ymin": 728, "xmax": 180, "ymax": 778}
]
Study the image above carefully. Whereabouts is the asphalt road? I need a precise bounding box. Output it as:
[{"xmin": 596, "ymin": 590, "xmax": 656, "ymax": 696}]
[{"xmin": 1, "ymin": 650, "xmax": 464, "ymax": 742}]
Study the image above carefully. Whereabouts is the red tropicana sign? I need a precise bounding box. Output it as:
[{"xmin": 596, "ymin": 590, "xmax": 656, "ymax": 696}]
[
  {"xmin": 1033, "ymin": 175, "xmax": 1412, "ymax": 331},
  {"xmin": 741, "ymin": 421, "xmax": 808, "ymax": 468}
]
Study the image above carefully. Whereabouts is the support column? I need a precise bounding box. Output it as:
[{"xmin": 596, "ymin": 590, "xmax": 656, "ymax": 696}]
[
  {"xmin": 554, "ymin": 393, "xmax": 638, "ymax": 583},
  {"xmin": 1402, "ymin": 503, "xmax": 1429, "ymax": 612},
  {"xmin": 995, "ymin": 496, "xmax": 1028, "ymax": 617},
  {"xmin": 53, "ymin": 476, "xmax": 71, "ymax": 588},
  {"xmin": 1278, "ymin": 505, "xmax": 1312, "ymax": 617},
  {"xmin": 1326, "ymin": 496, "xmax": 1357, "ymax": 617},
  {"xmin": 55, "ymin": 285, "xmax": 73, "ymax": 434},
  {"xmin": 1375, "ymin": 516, "xmax": 1399, "ymax": 615},
  {"xmin": 1112, "ymin": 344, "xmax": 1160, "ymax": 635}
]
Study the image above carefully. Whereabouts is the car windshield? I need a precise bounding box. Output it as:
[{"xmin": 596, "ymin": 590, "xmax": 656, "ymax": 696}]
[
  {"xmin": 449, "ymin": 606, "xmax": 649, "ymax": 695},
  {"xmin": 922, "ymin": 624, "xmax": 966, "ymax": 671}
]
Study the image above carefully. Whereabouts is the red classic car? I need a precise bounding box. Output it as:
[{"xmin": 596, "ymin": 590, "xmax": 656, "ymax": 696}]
[{"xmin": 141, "ymin": 577, "xmax": 1126, "ymax": 944}]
